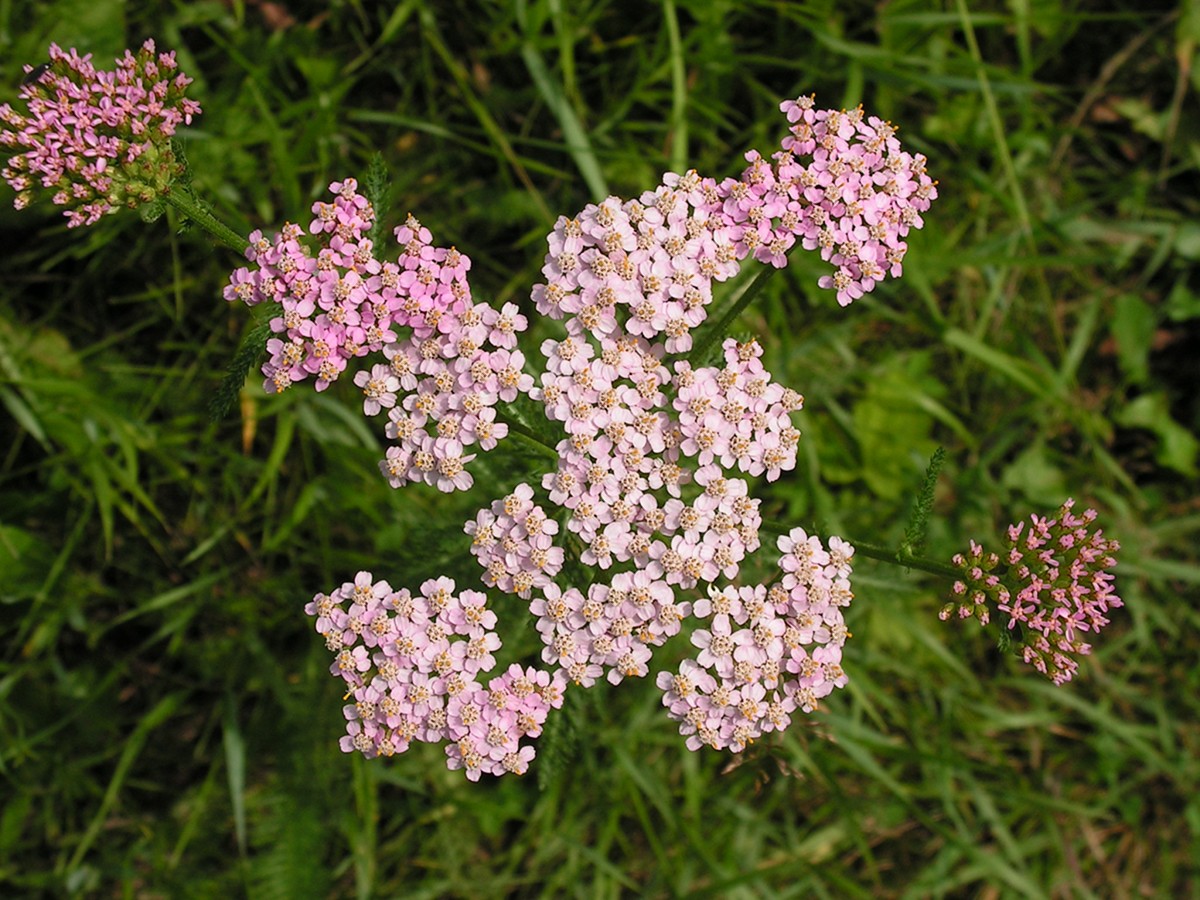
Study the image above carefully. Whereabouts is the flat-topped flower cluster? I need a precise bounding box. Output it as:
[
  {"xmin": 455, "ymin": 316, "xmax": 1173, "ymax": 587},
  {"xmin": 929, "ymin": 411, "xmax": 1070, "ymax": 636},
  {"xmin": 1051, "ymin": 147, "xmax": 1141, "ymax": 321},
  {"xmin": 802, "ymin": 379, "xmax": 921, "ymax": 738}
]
[
  {"xmin": 779, "ymin": 96, "xmax": 936, "ymax": 304},
  {"xmin": 244, "ymin": 93, "xmax": 1109, "ymax": 776},
  {"xmin": 306, "ymin": 572, "xmax": 565, "ymax": 779},
  {"xmin": 660, "ymin": 527, "xmax": 854, "ymax": 752},
  {"xmin": 942, "ymin": 499, "xmax": 1123, "ymax": 684},
  {"xmin": 532, "ymin": 95, "xmax": 938, "ymax": 343},
  {"xmin": 225, "ymin": 179, "xmax": 533, "ymax": 492},
  {"xmin": 534, "ymin": 337, "xmax": 797, "ymax": 590},
  {"xmin": 221, "ymin": 93, "xmax": 936, "ymax": 497},
  {"xmin": 286, "ymin": 94, "xmax": 932, "ymax": 775},
  {"xmin": 0, "ymin": 40, "xmax": 201, "ymax": 226}
]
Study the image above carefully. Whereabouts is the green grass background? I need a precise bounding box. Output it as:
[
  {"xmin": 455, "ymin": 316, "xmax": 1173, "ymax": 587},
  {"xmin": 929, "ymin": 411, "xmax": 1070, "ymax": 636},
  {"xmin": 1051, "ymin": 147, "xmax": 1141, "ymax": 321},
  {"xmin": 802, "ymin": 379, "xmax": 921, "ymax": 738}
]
[{"xmin": 2, "ymin": 0, "xmax": 1198, "ymax": 896}]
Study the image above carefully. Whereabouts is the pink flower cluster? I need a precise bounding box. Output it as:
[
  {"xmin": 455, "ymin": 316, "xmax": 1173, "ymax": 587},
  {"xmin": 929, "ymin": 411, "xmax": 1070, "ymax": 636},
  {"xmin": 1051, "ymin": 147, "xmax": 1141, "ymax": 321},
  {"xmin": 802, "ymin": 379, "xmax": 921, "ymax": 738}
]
[
  {"xmin": 224, "ymin": 183, "xmax": 467, "ymax": 392},
  {"xmin": 466, "ymin": 484, "xmax": 564, "ymax": 597},
  {"xmin": 532, "ymin": 571, "xmax": 693, "ymax": 688},
  {"xmin": 292, "ymin": 95, "xmax": 939, "ymax": 769},
  {"xmin": 1, "ymin": 40, "xmax": 201, "ymax": 226},
  {"xmin": 942, "ymin": 499, "xmax": 1123, "ymax": 685},
  {"xmin": 306, "ymin": 571, "xmax": 566, "ymax": 779},
  {"xmin": 657, "ymin": 528, "xmax": 855, "ymax": 752},
  {"xmin": 225, "ymin": 180, "xmax": 534, "ymax": 492},
  {"xmin": 772, "ymin": 96, "xmax": 937, "ymax": 304},
  {"xmin": 535, "ymin": 335, "xmax": 800, "ymax": 594},
  {"xmin": 376, "ymin": 300, "xmax": 532, "ymax": 493},
  {"xmin": 530, "ymin": 95, "xmax": 936, "ymax": 332},
  {"xmin": 532, "ymin": 172, "xmax": 744, "ymax": 353}
]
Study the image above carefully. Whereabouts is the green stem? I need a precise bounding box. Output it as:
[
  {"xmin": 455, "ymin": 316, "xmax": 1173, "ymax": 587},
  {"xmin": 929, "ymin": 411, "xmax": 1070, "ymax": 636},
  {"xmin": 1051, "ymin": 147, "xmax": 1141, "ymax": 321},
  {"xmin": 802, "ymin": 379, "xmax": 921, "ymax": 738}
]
[
  {"xmin": 162, "ymin": 188, "xmax": 249, "ymax": 254},
  {"xmin": 761, "ymin": 519, "xmax": 961, "ymax": 580},
  {"xmin": 848, "ymin": 538, "xmax": 962, "ymax": 580},
  {"xmin": 686, "ymin": 260, "xmax": 782, "ymax": 362},
  {"xmin": 663, "ymin": 0, "xmax": 688, "ymax": 174}
]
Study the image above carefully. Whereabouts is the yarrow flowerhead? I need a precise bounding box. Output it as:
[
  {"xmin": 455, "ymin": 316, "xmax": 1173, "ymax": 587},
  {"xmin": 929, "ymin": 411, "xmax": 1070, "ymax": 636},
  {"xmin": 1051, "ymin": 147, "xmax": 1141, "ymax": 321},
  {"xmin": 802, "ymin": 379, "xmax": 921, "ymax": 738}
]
[
  {"xmin": 657, "ymin": 528, "xmax": 855, "ymax": 752},
  {"xmin": 305, "ymin": 571, "xmax": 566, "ymax": 779},
  {"xmin": 941, "ymin": 499, "xmax": 1123, "ymax": 685},
  {"xmin": 297, "ymin": 93, "xmax": 938, "ymax": 772},
  {"xmin": 225, "ymin": 181, "xmax": 533, "ymax": 492},
  {"xmin": 466, "ymin": 483, "xmax": 564, "ymax": 598},
  {"xmin": 530, "ymin": 94, "xmax": 937, "ymax": 335},
  {"xmin": 1, "ymin": 41, "xmax": 201, "ymax": 226},
  {"xmin": 531, "ymin": 334, "xmax": 797, "ymax": 598},
  {"xmin": 775, "ymin": 96, "xmax": 938, "ymax": 304}
]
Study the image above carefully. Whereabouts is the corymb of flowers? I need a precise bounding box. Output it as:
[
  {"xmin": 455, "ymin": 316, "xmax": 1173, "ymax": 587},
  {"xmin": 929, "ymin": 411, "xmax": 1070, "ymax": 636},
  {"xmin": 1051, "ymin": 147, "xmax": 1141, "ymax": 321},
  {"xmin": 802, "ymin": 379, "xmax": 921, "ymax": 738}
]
[
  {"xmin": 0, "ymin": 41, "xmax": 200, "ymax": 226},
  {"xmin": 4, "ymin": 43, "xmax": 1123, "ymax": 781},
  {"xmin": 219, "ymin": 95, "xmax": 933, "ymax": 777}
]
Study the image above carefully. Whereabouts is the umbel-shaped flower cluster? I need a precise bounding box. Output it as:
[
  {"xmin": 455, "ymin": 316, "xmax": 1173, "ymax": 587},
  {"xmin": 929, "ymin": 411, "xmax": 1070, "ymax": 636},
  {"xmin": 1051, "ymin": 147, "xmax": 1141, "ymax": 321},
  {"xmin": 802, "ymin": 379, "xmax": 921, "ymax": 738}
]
[
  {"xmin": 941, "ymin": 499, "xmax": 1123, "ymax": 685},
  {"xmin": 0, "ymin": 40, "xmax": 201, "ymax": 226},
  {"xmin": 1, "ymin": 40, "xmax": 1126, "ymax": 781},
  {"xmin": 287, "ymin": 93, "xmax": 920, "ymax": 776},
  {"xmin": 659, "ymin": 529, "xmax": 854, "ymax": 752},
  {"xmin": 532, "ymin": 96, "xmax": 938, "ymax": 347},
  {"xmin": 213, "ymin": 93, "xmax": 1113, "ymax": 778},
  {"xmin": 225, "ymin": 179, "xmax": 534, "ymax": 492},
  {"xmin": 307, "ymin": 573, "xmax": 565, "ymax": 779}
]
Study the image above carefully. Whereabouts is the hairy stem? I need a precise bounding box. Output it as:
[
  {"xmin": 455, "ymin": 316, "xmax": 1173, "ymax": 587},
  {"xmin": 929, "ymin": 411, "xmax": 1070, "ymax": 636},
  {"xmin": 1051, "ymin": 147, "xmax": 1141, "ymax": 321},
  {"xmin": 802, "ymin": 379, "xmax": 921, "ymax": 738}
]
[
  {"xmin": 846, "ymin": 538, "xmax": 962, "ymax": 579},
  {"xmin": 162, "ymin": 188, "xmax": 249, "ymax": 254}
]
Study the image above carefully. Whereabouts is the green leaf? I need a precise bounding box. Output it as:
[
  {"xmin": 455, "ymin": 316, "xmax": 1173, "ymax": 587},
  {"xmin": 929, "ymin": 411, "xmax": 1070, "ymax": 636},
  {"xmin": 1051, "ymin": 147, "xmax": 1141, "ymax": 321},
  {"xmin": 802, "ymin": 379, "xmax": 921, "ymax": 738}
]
[
  {"xmin": 25, "ymin": 0, "xmax": 126, "ymax": 62},
  {"xmin": 209, "ymin": 316, "xmax": 271, "ymax": 423},
  {"xmin": 1165, "ymin": 279, "xmax": 1200, "ymax": 323},
  {"xmin": 853, "ymin": 356, "xmax": 940, "ymax": 500},
  {"xmin": 943, "ymin": 328, "xmax": 1053, "ymax": 399},
  {"xmin": 0, "ymin": 524, "xmax": 54, "ymax": 603},
  {"xmin": 1173, "ymin": 222, "xmax": 1200, "ymax": 260},
  {"xmin": 538, "ymin": 687, "xmax": 581, "ymax": 791},
  {"xmin": 901, "ymin": 447, "xmax": 946, "ymax": 554},
  {"xmin": 67, "ymin": 692, "xmax": 187, "ymax": 873},
  {"xmin": 0, "ymin": 387, "xmax": 49, "ymax": 448},
  {"xmin": 1112, "ymin": 97, "xmax": 1166, "ymax": 143},
  {"xmin": 1116, "ymin": 392, "xmax": 1199, "ymax": 477},
  {"xmin": 138, "ymin": 199, "xmax": 166, "ymax": 223},
  {"xmin": 518, "ymin": 18, "xmax": 609, "ymax": 203},
  {"xmin": 1000, "ymin": 440, "xmax": 1067, "ymax": 501},
  {"xmin": 1111, "ymin": 294, "xmax": 1158, "ymax": 384},
  {"xmin": 365, "ymin": 153, "xmax": 391, "ymax": 259},
  {"xmin": 23, "ymin": 324, "xmax": 82, "ymax": 378},
  {"xmin": 248, "ymin": 783, "xmax": 331, "ymax": 900},
  {"xmin": 224, "ymin": 695, "xmax": 248, "ymax": 857}
]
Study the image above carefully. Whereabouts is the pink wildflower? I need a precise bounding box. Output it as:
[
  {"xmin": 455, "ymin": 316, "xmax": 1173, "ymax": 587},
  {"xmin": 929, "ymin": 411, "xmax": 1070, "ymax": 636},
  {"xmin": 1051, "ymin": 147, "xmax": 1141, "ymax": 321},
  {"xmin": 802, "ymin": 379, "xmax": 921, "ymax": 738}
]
[
  {"xmin": 1, "ymin": 41, "xmax": 201, "ymax": 225},
  {"xmin": 941, "ymin": 499, "xmax": 1122, "ymax": 685},
  {"xmin": 658, "ymin": 531, "xmax": 855, "ymax": 753},
  {"xmin": 225, "ymin": 188, "xmax": 534, "ymax": 491},
  {"xmin": 307, "ymin": 570, "xmax": 567, "ymax": 778}
]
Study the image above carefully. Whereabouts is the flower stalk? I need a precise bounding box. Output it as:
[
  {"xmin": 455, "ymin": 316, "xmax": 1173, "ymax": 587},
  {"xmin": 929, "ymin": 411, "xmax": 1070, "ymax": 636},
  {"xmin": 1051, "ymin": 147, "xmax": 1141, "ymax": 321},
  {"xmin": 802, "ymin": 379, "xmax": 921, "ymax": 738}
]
[
  {"xmin": 162, "ymin": 189, "xmax": 250, "ymax": 254},
  {"xmin": 840, "ymin": 537, "xmax": 963, "ymax": 579}
]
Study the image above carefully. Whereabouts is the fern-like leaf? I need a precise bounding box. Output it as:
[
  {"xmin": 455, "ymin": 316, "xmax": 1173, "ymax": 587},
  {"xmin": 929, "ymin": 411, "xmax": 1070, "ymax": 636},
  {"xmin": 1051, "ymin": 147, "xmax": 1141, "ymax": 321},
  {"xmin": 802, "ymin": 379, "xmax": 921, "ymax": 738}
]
[
  {"xmin": 209, "ymin": 317, "xmax": 271, "ymax": 423},
  {"xmin": 901, "ymin": 446, "xmax": 946, "ymax": 556},
  {"xmin": 246, "ymin": 783, "xmax": 331, "ymax": 900},
  {"xmin": 537, "ymin": 688, "xmax": 581, "ymax": 791}
]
